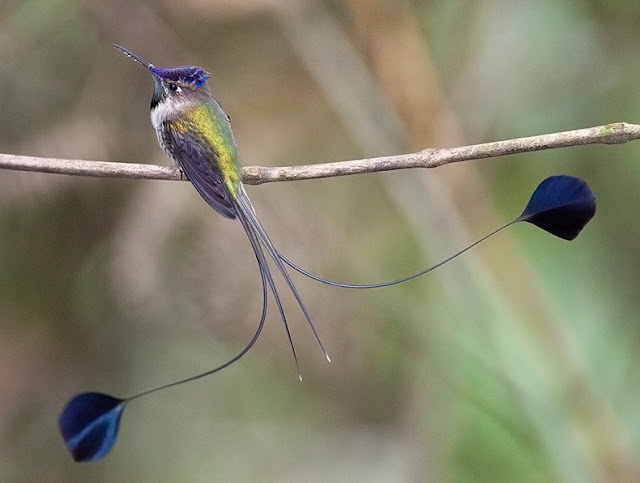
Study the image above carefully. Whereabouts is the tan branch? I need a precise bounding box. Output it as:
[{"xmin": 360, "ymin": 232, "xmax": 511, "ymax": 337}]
[{"xmin": 1, "ymin": 122, "xmax": 637, "ymax": 185}]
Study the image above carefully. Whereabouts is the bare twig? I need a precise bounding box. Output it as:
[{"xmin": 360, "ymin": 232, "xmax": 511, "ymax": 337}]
[{"xmin": 1, "ymin": 122, "xmax": 638, "ymax": 185}]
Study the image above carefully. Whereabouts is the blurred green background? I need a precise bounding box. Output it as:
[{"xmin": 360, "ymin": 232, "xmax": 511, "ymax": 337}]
[{"xmin": 1, "ymin": 0, "xmax": 640, "ymax": 481}]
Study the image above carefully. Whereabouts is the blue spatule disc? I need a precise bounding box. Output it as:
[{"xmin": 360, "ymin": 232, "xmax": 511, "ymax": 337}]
[
  {"xmin": 518, "ymin": 175, "xmax": 596, "ymax": 240},
  {"xmin": 58, "ymin": 392, "xmax": 125, "ymax": 462}
]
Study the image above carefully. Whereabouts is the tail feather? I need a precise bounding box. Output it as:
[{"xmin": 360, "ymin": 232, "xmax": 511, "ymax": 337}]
[
  {"xmin": 232, "ymin": 188, "xmax": 330, "ymax": 370},
  {"xmin": 126, "ymin": 228, "xmax": 271, "ymax": 401},
  {"xmin": 275, "ymin": 223, "xmax": 513, "ymax": 289},
  {"xmin": 236, "ymin": 192, "xmax": 331, "ymax": 362}
]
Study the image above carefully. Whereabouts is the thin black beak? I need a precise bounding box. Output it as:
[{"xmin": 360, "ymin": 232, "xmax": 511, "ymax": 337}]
[{"xmin": 112, "ymin": 44, "xmax": 154, "ymax": 71}]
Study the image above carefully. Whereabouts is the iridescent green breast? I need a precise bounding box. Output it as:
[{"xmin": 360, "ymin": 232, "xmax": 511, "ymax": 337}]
[{"xmin": 167, "ymin": 101, "xmax": 243, "ymax": 194}]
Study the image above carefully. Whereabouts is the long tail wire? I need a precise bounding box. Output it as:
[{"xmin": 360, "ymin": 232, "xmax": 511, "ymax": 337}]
[{"xmin": 126, "ymin": 233, "xmax": 270, "ymax": 402}]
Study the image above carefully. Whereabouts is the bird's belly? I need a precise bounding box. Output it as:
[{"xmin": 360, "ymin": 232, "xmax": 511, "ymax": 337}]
[{"xmin": 155, "ymin": 128, "xmax": 180, "ymax": 167}]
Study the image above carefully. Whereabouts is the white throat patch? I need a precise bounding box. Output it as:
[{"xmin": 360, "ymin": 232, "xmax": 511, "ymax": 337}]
[{"xmin": 150, "ymin": 99, "xmax": 177, "ymax": 131}]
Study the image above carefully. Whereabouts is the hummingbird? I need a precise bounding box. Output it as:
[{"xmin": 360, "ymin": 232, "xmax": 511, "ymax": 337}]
[
  {"xmin": 111, "ymin": 44, "xmax": 331, "ymax": 377},
  {"xmin": 57, "ymin": 44, "xmax": 596, "ymax": 463}
]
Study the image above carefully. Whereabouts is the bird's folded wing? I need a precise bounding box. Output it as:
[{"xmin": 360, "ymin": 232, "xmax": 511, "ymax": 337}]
[{"xmin": 166, "ymin": 128, "xmax": 237, "ymax": 219}]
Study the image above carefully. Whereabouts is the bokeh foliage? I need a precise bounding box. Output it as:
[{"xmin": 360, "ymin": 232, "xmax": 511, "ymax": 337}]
[{"xmin": 1, "ymin": 0, "xmax": 639, "ymax": 481}]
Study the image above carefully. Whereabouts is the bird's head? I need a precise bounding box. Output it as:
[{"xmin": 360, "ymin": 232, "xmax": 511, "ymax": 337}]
[{"xmin": 113, "ymin": 44, "xmax": 211, "ymax": 120}]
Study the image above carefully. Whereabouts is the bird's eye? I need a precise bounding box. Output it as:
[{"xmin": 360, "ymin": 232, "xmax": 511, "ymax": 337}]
[{"xmin": 168, "ymin": 82, "xmax": 179, "ymax": 92}]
